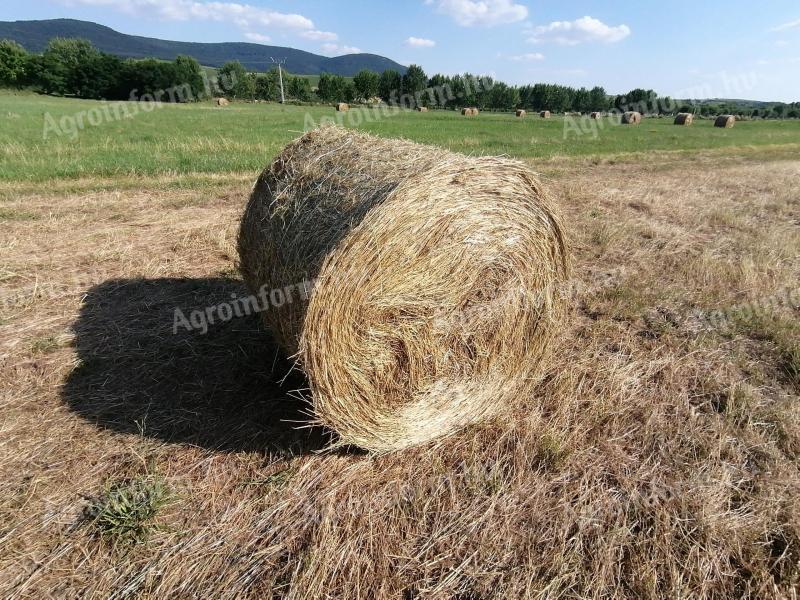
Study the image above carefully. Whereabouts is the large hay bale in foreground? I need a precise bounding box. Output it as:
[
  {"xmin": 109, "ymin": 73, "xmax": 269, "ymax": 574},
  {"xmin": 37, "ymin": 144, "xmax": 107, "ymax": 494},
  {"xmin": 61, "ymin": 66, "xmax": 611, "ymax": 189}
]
[
  {"xmin": 238, "ymin": 126, "xmax": 571, "ymax": 452},
  {"xmin": 335, "ymin": 103, "xmax": 349, "ymax": 112},
  {"xmin": 674, "ymin": 113, "xmax": 694, "ymax": 126},
  {"xmin": 715, "ymin": 115, "xmax": 735, "ymax": 128},
  {"xmin": 540, "ymin": 110, "xmax": 551, "ymax": 119},
  {"xmin": 516, "ymin": 109, "xmax": 526, "ymax": 118},
  {"xmin": 622, "ymin": 111, "xmax": 642, "ymax": 124}
]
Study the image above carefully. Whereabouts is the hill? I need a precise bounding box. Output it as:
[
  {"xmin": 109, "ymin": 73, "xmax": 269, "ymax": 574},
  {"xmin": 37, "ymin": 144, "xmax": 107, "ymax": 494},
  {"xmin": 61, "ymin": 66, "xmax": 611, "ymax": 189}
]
[{"xmin": 0, "ymin": 18, "xmax": 407, "ymax": 76}]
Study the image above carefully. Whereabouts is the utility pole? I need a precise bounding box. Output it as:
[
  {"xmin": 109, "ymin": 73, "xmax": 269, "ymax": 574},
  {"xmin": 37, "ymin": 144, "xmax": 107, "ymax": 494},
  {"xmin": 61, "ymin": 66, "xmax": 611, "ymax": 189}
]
[{"xmin": 271, "ymin": 57, "xmax": 286, "ymax": 103}]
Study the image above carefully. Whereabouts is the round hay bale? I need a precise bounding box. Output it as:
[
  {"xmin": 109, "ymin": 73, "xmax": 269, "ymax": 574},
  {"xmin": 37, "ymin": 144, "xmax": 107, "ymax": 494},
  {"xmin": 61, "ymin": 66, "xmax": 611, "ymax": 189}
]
[
  {"xmin": 416, "ymin": 106, "xmax": 428, "ymax": 112},
  {"xmin": 590, "ymin": 112, "xmax": 600, "ymax": 119},
  {"xmin": 215, "ymin": 97, "xmax": 230, "ymax": 107},
  {"xmin": 540, "ymin": 111, "xmax": 551, "ymax": 119},
  {"xmin": 714, "ymin": 115, "xmax": 735, "ymax": 128},
  {"xmin": 335, "ymin": 103, "xmax": 349, "ymax": 112},
  {"xmin": 622, "ymin": 111, "xmax": 642, "ymax": 125},
  {"xmin": 461, "ymin": 107, "xmax": 478, "ymax": 116},
  {"xmin": 238, "ymin": 126, "xmax": 571, "ymax": 453},
  {"xmin": 515, "ymin": 109, "xmax": 526, "ymax": 118},
  {"xmin": 674, "ymin": 113, "xmax": 694, "ymax": 126}
]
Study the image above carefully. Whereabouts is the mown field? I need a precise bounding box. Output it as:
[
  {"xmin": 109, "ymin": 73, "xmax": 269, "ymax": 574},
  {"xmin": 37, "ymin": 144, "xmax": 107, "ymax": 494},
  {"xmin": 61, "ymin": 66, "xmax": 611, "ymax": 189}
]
[
  {"xmin": 1, "ymin": 90, "xmax": 799, "ymax": 599},
  {"xmin": 2, "ymin": 90, "xmax": 800, "ymax": 183}
]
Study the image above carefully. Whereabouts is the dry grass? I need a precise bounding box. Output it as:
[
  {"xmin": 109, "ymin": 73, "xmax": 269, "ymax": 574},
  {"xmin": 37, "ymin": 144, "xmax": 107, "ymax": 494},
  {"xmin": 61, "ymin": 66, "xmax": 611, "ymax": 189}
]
[
  {"xmin": 0, "ymin": 154, "xmax": 798, "ymax": 598},
  {"xmin": 238, "ymin": 127, "xmax": 570, "ymax": 452}
]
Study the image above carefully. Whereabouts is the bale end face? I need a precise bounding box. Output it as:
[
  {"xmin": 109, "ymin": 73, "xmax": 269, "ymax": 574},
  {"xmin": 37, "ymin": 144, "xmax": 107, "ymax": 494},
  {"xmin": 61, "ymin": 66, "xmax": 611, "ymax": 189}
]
[
  {"xmin": 516, "ymin": 109, "xmax": 526, "ymax": 117},
  {"xmin": 335, "ymin": 103, "xmax": 349, "ymax": 112},
  {"xmin": 237, "ymin": 126, "xmax": 571, "ymax": 452},
  {"xmin": 714, "ymin": 115, "xmax": 735, "ymax": 128},
  {"xmin": 622, "ymin": 111, "xmax": 642, "ymax": 125},
  {"xmin": 674, "ymin": 113, "xmax": 694, "ymax": 126},
  {"xmin": 540, "ymin": 111, "xmax": 551, "ymax": 119}
]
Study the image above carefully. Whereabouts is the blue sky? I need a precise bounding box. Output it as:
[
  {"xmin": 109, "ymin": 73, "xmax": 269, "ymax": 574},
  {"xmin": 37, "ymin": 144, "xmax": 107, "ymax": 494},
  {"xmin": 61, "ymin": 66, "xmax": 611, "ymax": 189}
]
[{"xmin": 3, "ymin": 0, "xmax": 800, "ymax": 101}]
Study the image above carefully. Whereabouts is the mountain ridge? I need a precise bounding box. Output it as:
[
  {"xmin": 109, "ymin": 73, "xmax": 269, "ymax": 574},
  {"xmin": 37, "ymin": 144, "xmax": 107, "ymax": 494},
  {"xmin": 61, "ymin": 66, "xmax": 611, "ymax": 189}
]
[{"xmin": 0, "ymin": 18, "xmax": 408, "ymax": 76}]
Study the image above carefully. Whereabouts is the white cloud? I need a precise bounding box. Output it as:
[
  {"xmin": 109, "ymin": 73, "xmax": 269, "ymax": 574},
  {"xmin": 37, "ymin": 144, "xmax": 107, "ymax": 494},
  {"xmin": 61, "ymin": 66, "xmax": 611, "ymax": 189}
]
[
  {"xmin": 300, "ymin": 30, "xmax": 338, "ymax": 42},
  {"xmin": 528, "ymin": 16, "xmax": 630, "ymax": 45},
  {"xmin": 406, "ymin": 36, "xmax": 436, "ymax": 47},
  {"xmin": 425, "ymin": 0, "xmax": 528, "ymax": 27},
  {"xmin": 321, "ymin": 43, "xmax": 362, "ymax": 56},
  {"xmin": 244, "ymin": 32, "xmax": 271, "ymax": 43},
  {"xmin": 508, "ymin": 52, "xmax": 544, "ymax": 61},
  {"xmin": 771, "ymin": 18, "xmax": 800, "ymax": 32},
  {"xmin": 60, "ymin": 0, "xmax": 314, "ymax": 29}
]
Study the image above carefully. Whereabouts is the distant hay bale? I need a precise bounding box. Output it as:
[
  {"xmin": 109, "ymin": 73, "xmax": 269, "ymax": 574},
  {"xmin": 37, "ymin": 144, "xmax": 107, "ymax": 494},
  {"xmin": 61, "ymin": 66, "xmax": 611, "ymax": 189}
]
[
  {"xmin": 461, "ymin": 107, "xmax": 478, "ymax": 116},
  {"xmin": 622, "ymin": 111, "xmax": 642, "ymax": 125},
  {"xmin": 215, "ymin": 97, "xmax": 229, "ymax": 107},
  {"xmin": 590, "ymin": 112, "xmax": 600, "ymax": 119},
  {"xmin": 416, "ymin": 106, "xmax": 428, "ymax": 112},
  {"xmin": 714, "ymin": 115, "xmax": 735, "ymax": 128},
  {"xmin": 540, "ymin": 111, "xmax": 551, "ymax": 119},
  {"xmin": 335, "ymin": 103, "xmax": 349, "ymax": 112},
  {"xmin": 674, "ymin": 113, "xmax": 694, "ymax": 126},
  {"xmin": 515, "ymin": 109, "xmax": 526, "ymax": 118},
  {"xmin": 238, "ymin": 126, "xmax": 571, "ymax": 453}
]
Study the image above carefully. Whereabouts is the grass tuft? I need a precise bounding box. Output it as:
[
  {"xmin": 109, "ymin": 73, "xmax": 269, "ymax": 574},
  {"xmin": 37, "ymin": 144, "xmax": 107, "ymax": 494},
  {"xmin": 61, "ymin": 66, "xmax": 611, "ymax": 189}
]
[{"xmin": 84, "ymin": 475, "xmax": 172, "ymax": 544}]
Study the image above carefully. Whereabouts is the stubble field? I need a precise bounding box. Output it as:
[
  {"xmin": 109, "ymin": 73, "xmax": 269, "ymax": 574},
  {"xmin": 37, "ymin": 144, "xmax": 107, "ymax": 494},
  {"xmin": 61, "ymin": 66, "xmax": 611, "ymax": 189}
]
[{"xmin": 1, "ymin": 92, "xmax": 799, "ymax": 598}]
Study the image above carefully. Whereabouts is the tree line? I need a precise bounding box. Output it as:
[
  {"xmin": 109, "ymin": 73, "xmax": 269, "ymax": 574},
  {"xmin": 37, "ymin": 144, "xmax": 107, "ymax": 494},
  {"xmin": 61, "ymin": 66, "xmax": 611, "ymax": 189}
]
[{"xmin": 1, "ymin": 37, "xmax": 798, "ymax": 117}]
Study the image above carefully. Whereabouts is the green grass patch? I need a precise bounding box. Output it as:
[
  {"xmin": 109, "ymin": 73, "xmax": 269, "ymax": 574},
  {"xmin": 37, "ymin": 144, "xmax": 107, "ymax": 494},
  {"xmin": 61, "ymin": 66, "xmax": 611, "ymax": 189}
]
[
  {"xmin": 2, "ymin": 91, "xmax": 799, "ymax": 182},
  {"xmin": 0, "ymin": 207, "xmax": 38, "ymax": 220},
  {"xmin": 30, "ymin": 335, "xmax": 62, "ymax": 355},
  {"xmin": 84, "ymin": 475, "xmax": 172, "ymax": 544}
]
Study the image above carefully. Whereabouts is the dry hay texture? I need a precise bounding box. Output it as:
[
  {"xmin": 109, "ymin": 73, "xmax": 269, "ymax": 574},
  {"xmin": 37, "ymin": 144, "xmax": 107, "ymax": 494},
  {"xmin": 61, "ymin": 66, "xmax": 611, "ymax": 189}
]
[
  {"xmin": 215, "ymin": 97, "xmax": 229, "ymax": 107},
  {"xmin": 674, "ymin": 112, "xmax": 694, "ymax": 126},
  {"xmin": 590, "ymin": 112, "xmax": 600, "ymax": 119},
  {"xmin": 715, "ymin": 114, "xmax": 736, "ymax": 128},
  {"xmin": 622, "ymin": 111, "xmax": 642, "ymax": 125},
  {"xmin": 540, "ymin": 110, "xmax": 551, "ymax": 118},
  {"xmin": 516, "ymin": 109, "xmax": 526, "ymax": 117},
  {"xmin": 238, "ymin": 126, "xmax": 571, "ymax": 452},
  {"xmin": 416, "ymin": 106, "xmax": 428, "ymax": 112},
  {"xmin": 461, "ymin": 107, "xmax": 478, "ymax": 116},
  {"xmin": 335, "ymin": 103, "xmax": 349, "ymax": 112}
]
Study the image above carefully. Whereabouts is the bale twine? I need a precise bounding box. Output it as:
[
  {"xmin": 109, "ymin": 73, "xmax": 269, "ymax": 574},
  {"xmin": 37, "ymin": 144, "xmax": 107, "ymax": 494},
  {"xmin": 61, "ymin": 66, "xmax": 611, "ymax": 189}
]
[
  {"xmin": 238, "ymin": 126, "xmax": 571, "ymax": 452},
  {"xmin": 590, "ymin": 112, "xmax": 600, "ymax": 119},
  {"xmin": 335, "ymin": 103, "xmax": 349, "ymax": 112},
  {"xmin": 622, "ymin": 111, "xmax": 642, "ymax": 124},
  {"xmin": 540, "ymin": 111, "xmax": 551, "ymax": 119},
  {"xmin": 674, "ymin": 113, "xmax": 694, "ymax": 126},
  {"xmin": 516, "ymin": 109, "xmax": 526, "ymax": 118},
  {"xmin": 215, "ymin": 97, "xmax": 230, "ymax": 107},
  {"xmin": 416, "ymin": 106, "xmax": 428, "ymax": 112},
  {"xmin": 714, "ymin": 115, "xmax": 735, "ymax": 128}
]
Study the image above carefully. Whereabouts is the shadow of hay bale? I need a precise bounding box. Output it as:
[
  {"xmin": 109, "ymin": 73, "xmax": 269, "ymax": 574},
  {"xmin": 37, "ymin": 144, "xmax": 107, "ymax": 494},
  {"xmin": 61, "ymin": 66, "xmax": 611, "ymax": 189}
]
[{"xmin": 62, "ymin": 277, "xmax": 329, "ymax": 455}]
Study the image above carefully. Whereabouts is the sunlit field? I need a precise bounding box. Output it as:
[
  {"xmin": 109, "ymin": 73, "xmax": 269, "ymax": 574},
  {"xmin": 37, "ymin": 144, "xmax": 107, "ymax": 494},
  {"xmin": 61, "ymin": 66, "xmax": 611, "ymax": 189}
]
[
  {"xmin": 2, "ymin": 90, "xmax": 799, "ymax": 182},
  {"xmin": 1, "ymin": 88, "xmax": 799, "ymax": 598}
]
